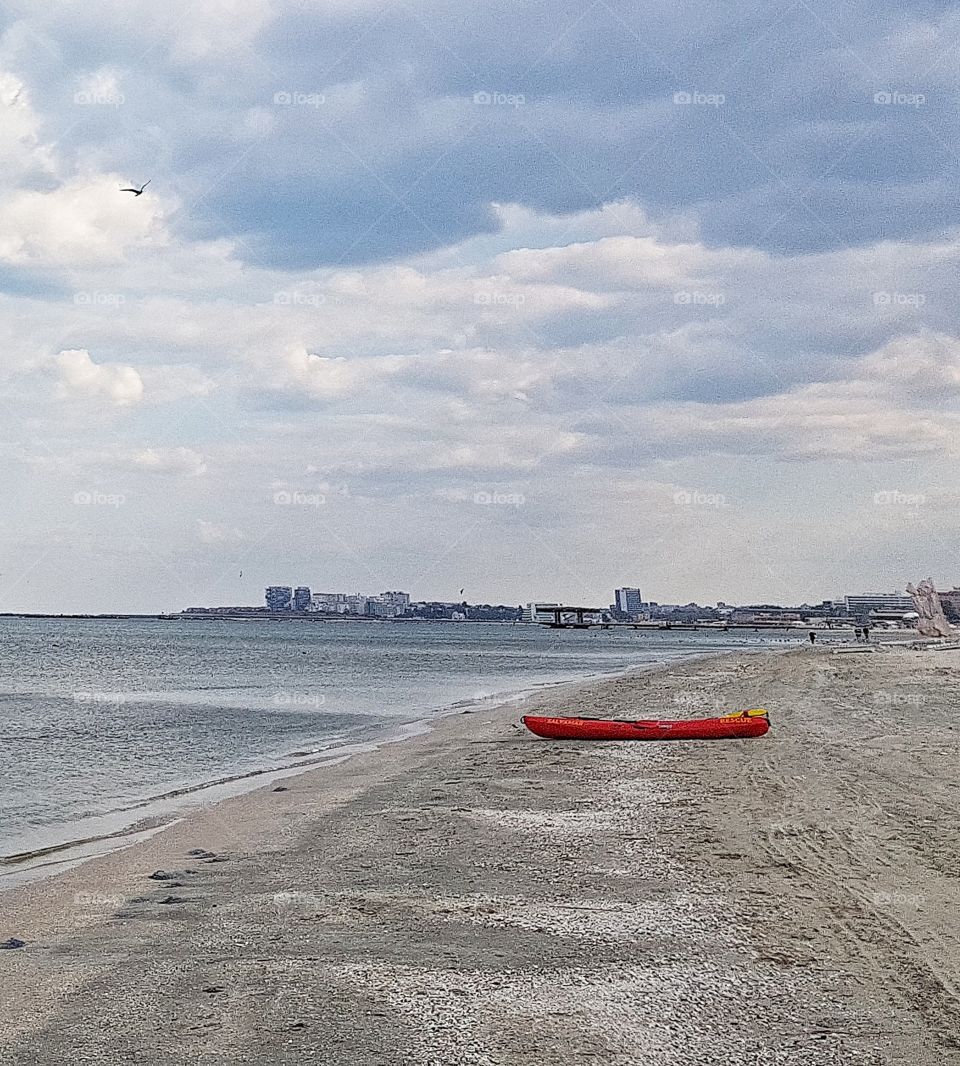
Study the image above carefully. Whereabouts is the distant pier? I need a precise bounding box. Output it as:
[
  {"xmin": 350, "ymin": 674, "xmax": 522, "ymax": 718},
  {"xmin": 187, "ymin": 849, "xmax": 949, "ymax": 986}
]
[{"xmin": 537, "ymin": 607, "xmax": 837, "ymax": 631}]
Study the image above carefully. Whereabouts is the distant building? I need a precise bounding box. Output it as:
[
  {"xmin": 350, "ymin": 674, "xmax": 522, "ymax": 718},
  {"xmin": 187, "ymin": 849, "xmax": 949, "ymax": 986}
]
[
  {"xmin": 938, "ymin": 588, "xmax": 960, "ymax": 621},
  {"xmin": 614, "ymin": 588, "xmax": 643, "ymax": 617},
  {"xmin": 265, "ymin": 586, "xmax": 293, "ymax": 611},
  {"xmin": 365, "ymin": 598, "xmax": 402, "ymax": 617},
  {"xmin": 522, "ymin": 602, "xmax": 563, "ymax": 623},
  {"xmin": 731, "ymin": 606, "xmax": 802, "ymax": 624},
  {"xmin": 293, "ymin": 586, "xmax": 312, "ymax": 611},
  {"xmin": 380, "ymin": 591, "xmax": 411, "ymax": 609},
  {"xmin": 845, "ymin": 592, "xmax": 914, "ymax": 617},
  {"xmin": 341, "ymin": 595, "xmax": 364, "ymax": 614}
]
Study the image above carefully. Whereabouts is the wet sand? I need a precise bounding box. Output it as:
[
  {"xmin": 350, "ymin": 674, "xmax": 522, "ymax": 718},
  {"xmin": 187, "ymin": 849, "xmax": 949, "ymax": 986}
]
[{"xmin": 1, "ymin": 647, "xmax": 959, "ymax": 1064}]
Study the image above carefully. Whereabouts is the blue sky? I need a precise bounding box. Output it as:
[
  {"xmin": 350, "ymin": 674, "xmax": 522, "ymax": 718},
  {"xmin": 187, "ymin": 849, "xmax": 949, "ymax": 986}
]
[{"xmin": 0, "ymin": 0, "xmax": 957, "ymax": 611}]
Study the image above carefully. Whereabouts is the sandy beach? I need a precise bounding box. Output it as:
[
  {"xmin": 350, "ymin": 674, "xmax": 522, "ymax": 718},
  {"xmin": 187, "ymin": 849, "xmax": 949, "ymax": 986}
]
[{"xmin": 1, "ymin": 646, "xmax": 959, "ymax": 1065}]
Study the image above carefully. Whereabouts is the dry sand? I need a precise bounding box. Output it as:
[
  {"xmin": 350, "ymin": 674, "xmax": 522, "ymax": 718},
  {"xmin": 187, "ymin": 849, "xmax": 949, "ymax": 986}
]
[{"xmin": 1, "ymin": 647, "xmax": 959, "ymax": 1065}]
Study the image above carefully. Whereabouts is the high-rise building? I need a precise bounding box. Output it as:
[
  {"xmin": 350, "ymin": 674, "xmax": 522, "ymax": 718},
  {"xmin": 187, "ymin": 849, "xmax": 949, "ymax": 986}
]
[
  {"xmin": 614, "ymin": 587, "xmax": 643, "ymax": 616},
  {"xmin": 380, "ymin": 591, "xmax": 411, "ymax": 608},
  {"xmin": 293, "ymin": 586, "xmax": 312, "ymax": 611},
  {"xmin": 265, "ymin": 586, "xmax": 293, "ymax": 611}
]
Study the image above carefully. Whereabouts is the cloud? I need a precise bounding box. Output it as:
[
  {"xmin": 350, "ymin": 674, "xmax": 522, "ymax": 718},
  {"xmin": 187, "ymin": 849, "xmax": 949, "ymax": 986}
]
[
  {"xmin": 11, "ymin": 0, "xmax": 957, "ymax": 267},
  {"xmin": 55, "ymin": 348, "xmax": 144, "ymax": 406},
  {"xmin": 0, "ymin": 71, "xmax": 54, "ymax": 182},
  {"xmin": 861, "ymin": 332, "xmax": 960, "ymax": 397},
  {"xmin": 0, "ymin": 176, "xmax": 165, "ymax": 267}
]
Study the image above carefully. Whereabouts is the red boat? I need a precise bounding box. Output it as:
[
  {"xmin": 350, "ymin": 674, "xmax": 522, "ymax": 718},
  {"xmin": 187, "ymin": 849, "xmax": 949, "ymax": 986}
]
[{"xmin": 521, "ymin": 708, "xmax": 769, "ymax": 741}]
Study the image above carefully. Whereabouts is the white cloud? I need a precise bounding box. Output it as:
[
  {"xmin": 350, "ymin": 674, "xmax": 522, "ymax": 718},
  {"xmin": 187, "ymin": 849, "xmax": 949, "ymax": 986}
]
[
  {"xmin": 495, "ymin": 235, "xmax": 757, "ymax": 292},
  {"xmin": 55, "ymin": 349, "xmax": 144, "ymax": 407},
  {"xmin": 862, "ymin": 332, "xmax": 960, "ymax": 395},
  {"xmin": 0, "ymin": 71, "xmax": 54, "ymax": 182},
  {"xmin": 0, "ymin": 176, "xmax": 165, "ymax": 267}
]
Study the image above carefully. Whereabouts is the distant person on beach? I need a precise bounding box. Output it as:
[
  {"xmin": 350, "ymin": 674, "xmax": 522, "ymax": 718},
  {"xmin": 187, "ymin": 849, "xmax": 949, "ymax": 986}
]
[
  {"xmin": 854, "ymin": 627, "xmax": 862, "ymax": 643},
  {"xmin": 809, "ymin": 631, "xmax": 816, "ymax": 645},
  {"xmin": 863, "ymin": 626, "xmax": 870, "ymax": 642}
]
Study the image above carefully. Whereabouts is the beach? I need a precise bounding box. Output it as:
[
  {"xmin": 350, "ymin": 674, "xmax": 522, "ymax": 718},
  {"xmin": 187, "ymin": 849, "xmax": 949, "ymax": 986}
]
[{"xmin": 1, "ymin": 647, "xmax": 959, "ymax": 1065}]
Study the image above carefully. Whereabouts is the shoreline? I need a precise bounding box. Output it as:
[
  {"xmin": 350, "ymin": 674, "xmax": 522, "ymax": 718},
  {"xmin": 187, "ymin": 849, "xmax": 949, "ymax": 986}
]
[
  {"xmin": 1, "ymin": 653, "xmax": 704, "ymax": 892},
  {"xmin": 3, "ymin": 646, "xmax": 958, "ymax": 1063}
]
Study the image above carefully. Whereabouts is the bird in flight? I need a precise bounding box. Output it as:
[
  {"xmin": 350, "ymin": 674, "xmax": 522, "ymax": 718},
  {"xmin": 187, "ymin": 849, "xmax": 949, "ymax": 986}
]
[{"xmin": 120, "ymin": 180, "xmax": 151, "ymax": 196}]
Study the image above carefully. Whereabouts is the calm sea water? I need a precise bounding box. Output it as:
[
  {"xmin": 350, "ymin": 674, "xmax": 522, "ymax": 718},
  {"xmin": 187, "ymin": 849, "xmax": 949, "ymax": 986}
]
[{"xmin": 0, "ymin": 618, "xmax": 791, "ymax": 883}]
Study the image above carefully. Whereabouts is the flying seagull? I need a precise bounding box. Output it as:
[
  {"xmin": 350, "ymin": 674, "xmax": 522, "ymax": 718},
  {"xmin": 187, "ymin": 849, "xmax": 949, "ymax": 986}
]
[{"xmin": 120, "ymin": 180, "xmax": 151, "ymax": 196}]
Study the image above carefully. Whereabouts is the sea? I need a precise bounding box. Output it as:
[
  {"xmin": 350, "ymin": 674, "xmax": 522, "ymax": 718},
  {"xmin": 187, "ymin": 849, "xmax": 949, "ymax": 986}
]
[{"xmin": 0, "ymin": 617, "xmax": 796, "ymax": 888}]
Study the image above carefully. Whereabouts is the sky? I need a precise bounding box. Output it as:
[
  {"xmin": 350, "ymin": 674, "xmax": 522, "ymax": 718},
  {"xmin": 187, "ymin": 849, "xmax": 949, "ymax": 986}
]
[{"xmin": 1, "ymin": 0, "xmax": 958, "ymax": 613}]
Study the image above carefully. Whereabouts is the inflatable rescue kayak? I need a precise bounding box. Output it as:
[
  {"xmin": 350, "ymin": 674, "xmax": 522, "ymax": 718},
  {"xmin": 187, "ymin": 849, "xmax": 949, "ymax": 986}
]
[{"xmin": 521, "ymin": 708, "xmax": 769, "ymax": 741}]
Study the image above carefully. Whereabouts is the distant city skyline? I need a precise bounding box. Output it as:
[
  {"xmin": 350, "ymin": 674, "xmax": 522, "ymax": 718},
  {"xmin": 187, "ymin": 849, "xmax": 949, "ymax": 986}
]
[{"xmin": 186, "ymin": 582, "xmax": 935, "ymax": 617}]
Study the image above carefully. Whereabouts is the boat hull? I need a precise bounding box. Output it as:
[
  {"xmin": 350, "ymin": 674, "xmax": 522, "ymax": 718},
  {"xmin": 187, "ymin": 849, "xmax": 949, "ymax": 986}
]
[{"xmin": 521, "ymin": 710, "xmax": 769, "ymax": 741}]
